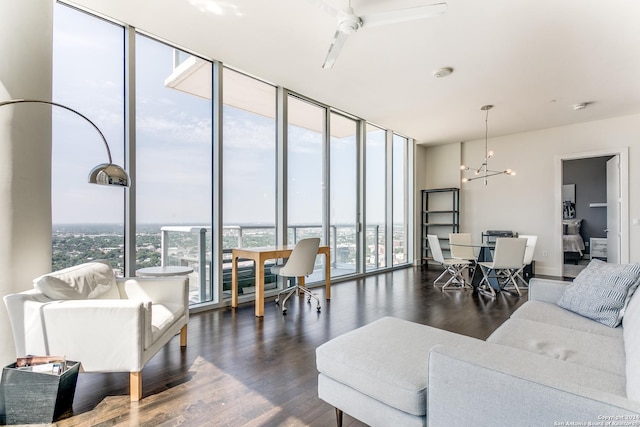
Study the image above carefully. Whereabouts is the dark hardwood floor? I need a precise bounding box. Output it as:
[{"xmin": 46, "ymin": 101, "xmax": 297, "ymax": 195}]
[{"xmin": 55, "ymin": 266, "xmax": 530, "ymax": 427}]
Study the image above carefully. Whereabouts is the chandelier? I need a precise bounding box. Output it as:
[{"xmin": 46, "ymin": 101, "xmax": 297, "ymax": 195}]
[{"xmin": 460, "ymin": 105, "xmax": 515, "ymax": 185}]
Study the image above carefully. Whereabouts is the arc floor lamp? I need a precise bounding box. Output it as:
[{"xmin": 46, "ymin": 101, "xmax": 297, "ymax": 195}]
[{"xmin": 0, "ymin": 98, "xmax": 129, "ymax": 187}]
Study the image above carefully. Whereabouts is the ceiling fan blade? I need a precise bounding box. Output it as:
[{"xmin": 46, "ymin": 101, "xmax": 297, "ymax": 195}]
[
  {"xmin": 306, "ymin": 0, "xmax": 339, "ymax": 18},
  {"xmin": 361, "ymin": 2, "xmax": 447, "ymax": 28},
  {"xmin": 322, "ymin": 30, "xmax": 350, "ymax": 69}
]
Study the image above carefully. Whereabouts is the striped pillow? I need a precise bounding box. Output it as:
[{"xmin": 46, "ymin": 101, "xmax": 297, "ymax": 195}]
[{"xmin": 558, "ymin": 259, "xmax": 640, "ymax": 327}]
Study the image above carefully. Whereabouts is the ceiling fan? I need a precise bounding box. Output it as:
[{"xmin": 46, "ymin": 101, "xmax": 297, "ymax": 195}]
[{"xmin": 309, "ymin": 0, "xmax": 447, "ymax": 69}]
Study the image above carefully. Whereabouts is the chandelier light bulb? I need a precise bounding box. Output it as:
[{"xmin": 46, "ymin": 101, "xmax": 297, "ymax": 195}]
[
  {"xmin": 487, "ymin": 150, "xmax": 494, "ymax": 158},
  {"xmin": 461, "ymin": 177, "xmax": 469, "ymax": 183},
  {"xmin": 460, "ymin": 164, "xmax": 467, "ymax": 170}
]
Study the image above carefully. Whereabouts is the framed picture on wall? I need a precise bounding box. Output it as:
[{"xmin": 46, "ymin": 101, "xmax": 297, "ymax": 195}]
[{"xmin": 562, "ymin": 184, "xmax": 576, "ymax": 219}]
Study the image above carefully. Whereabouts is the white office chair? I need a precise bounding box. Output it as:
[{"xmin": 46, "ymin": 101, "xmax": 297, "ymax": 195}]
[
  {"xmin": 272, "ymin": 237, "xmax": 321, "ymax": 315},
  {"xmin": 427, "ymin": 234, "xmax": 472, "ymax": 290},
  {"xmin": 514, "ymin": 235, "xmax": 538, "ymax": 287},
  {"xmin": 449, "ymin": 233, "xmax": 476, "ymax": 286},
  {"xmin": 477, "ymin": 237, "xmax": 527, "ymax": 298}
]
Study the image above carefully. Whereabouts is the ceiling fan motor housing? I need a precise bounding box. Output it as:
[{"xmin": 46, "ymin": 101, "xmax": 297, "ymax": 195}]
[{"xmin": 338, "ymin": 8, "xmax": 361, "ymax": 33}]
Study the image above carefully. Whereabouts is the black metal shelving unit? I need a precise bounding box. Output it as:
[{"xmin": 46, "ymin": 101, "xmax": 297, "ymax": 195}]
[{"xmin": 421, "ymin": 188, "xmax": 460, "ymax": 264}]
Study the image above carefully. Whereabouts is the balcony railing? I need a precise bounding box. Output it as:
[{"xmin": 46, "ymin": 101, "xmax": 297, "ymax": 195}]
[{"xmin": 159, "ymin": 223, "xmax": 389, "ymax": 304}]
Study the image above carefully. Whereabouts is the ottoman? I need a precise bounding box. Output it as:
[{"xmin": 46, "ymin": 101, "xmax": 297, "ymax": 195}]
[{"xmin": 316, "ymin": 316, "xmax": 480, "ymax": 427}]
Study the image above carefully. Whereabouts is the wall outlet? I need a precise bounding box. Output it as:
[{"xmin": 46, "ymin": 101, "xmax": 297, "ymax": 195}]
[{"xmin": 542, "ymin": 251, "xmax": 548, "ymax": 257}]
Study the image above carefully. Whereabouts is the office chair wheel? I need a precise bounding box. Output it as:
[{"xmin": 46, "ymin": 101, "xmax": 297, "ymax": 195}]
[
  {"xmin": 307, "ymin": 296, "xmax": 311, "ymax": 303},
  {"xmin": 282, "ymin": 308, "xmax": 287, "ymax": 315},
  {"xmin": 316, "ymin": 305, "xmax": 321, "ymax": 312},
  {"xmin": 275, "ymin": 297, "xmax": 280, "ymax": 305}
]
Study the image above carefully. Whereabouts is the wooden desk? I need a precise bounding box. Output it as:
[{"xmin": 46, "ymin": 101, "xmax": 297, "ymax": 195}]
[{"xmin": 231, "ymin": 245, "xmax": 331, "ymax": 317}]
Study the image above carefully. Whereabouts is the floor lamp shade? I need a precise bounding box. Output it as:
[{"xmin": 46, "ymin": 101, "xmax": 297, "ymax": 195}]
[{"xmin": 0, "ymin": 98, "xmax": 130, "ymax": 187}]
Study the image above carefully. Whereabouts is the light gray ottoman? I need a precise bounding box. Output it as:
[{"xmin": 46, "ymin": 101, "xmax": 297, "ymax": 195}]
[{"xmin": 316, "ymin": 316, "xmax": 480, "ymax": 427}]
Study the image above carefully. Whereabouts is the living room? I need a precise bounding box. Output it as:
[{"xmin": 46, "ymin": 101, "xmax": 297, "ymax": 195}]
[{"xmin": 1, "ymin": 0, "xmax": 640, "ymax": 425}]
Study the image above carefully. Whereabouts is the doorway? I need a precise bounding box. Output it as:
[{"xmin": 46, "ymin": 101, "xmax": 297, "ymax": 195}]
[{"xmin": 555, "ymin": 148, "xmax": 629, "ymax": 278}]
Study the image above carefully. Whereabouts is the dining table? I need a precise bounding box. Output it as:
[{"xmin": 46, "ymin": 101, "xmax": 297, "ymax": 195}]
[{"xmin": 449, "ymin": 242, "xmax": 499, "ymax": 290}]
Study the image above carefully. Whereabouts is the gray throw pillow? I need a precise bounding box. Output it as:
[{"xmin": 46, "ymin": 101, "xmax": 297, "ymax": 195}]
[{"xmin": 558, "ymin": 259, "xmax": 640, "ymax": 327}]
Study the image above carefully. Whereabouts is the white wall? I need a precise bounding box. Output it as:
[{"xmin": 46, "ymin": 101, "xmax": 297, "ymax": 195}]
[
  {"xmin": 425, "ymin": 142, "xmax": 462, "ymax": 189},
  {"xmin": 0, "ymin": 0, "xmax": 53, "ymax": 365},
  {"xmin": 414, "ymin": 143, "xmax": 462, "ymax": 263},
  {"xmin": 423, "ymin": 114, "xmax": 640, "ymax": 276},
  {"xmin": 414, "ymin": 144, "xmax": 428, "ymax": 263}
]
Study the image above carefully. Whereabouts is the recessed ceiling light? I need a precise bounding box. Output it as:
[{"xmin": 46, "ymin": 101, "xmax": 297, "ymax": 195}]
[{"xmin": 433, "ymin": 67, "xmax": 453, "ymax": 78}]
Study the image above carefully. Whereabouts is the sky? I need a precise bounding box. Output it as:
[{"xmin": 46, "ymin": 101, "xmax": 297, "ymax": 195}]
[{"xmin": 52, "ymin": 3, "xmax": 393, "ymax": 227}]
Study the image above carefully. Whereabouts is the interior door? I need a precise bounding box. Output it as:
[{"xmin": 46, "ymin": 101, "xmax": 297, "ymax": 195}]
[{"xmin": 606, "ymin": 155, "xmax": 621, "ymax": 264}]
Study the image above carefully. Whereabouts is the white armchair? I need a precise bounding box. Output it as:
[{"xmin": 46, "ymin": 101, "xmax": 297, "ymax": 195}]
[{"xmin": 3, "ymin": 262, "xmax": 189, "ymax": 401}]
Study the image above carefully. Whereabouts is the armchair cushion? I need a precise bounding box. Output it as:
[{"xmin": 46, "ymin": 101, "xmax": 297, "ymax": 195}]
[
  {"xmin": 33, "ymin": 261, "xmax": 119, "ymax": 300},
  {"xmin": 151, "ymin": 302, "xmax": 185, "ymax": 343}
]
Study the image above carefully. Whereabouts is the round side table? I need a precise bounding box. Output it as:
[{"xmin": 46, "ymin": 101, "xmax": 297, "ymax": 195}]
[{"xmin": 136, "ymin": 266, "xmax": 194, "ymax": 277}]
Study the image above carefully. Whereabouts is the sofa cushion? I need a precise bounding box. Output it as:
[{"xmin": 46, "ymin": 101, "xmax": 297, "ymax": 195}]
[
  {"xmin": 511, "ymin": 301, "xmax": 622, "ymax": 338},
  {"xmin": 34, "ymin": 262, "xmax": 118, "ymax": 300},
  {"xmin": 623, "ymin": 288, "xmax": 640, "ymax": 401},
  {"xmin": 316, "ymin": 316, "xmax": 482, "ymax": 417},
  {"xmin": 557, "ymin": 259, "xmax": 640, "ymax": 327},
  {"xmin": 488, "ymin": 318, "xmax": 626, "ymax": 377}
]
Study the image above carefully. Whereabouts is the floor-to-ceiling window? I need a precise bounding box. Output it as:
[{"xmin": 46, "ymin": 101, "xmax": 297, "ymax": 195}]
[
  {"xmin": 287, "ymin": 95, "xmax": 325, "ymax": 281},
  {"xmin": 365, "ymin": 124, "xmax": 387, "ymax": 270},
  {"xmin": 393, "ymin": 134, "xmax": 408, "ymax": 265},
  {"xmin": 222, "ymin": 68, "xmax": 277, "ymax": 298},
  {"xmin": 52, "ymin": 4, "xmax": 125, "ymax": 273},
  {"xmin": 287, "ymin": 95, "xmax": 325, "ymax": 243},
  {"xmin": 330, "ymin": 112, "xmax": 358, "ymax": 277},
  {"xmin": 135, "ymin": 36, "xmax": 213, "ymax": 303}
]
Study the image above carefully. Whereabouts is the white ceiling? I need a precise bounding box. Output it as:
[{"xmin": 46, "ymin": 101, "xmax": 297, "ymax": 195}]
[{"xmin": 68, "ymin": 0, "xmax": 640, "ymax": 145}]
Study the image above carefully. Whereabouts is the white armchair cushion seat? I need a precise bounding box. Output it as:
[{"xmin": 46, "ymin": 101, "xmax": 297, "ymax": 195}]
[{"xmin": 151, "ymin": 302, "xmax": 184, "ymax": 343}]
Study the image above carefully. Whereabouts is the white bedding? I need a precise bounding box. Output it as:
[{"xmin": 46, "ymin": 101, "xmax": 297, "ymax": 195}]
[{"xmin": 563, "ymin": 234, "xmax": 585, "ymax": 255}]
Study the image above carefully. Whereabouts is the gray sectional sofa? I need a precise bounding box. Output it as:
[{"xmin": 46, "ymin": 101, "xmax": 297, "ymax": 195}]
[{"xmin": 316, "ymin": 269, "xmax": 640, "ymax": 426}]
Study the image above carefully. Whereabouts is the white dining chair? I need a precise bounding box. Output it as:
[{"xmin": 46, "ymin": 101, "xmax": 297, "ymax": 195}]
[
  {"xmin": 477, "ymin": 237, "xmax": 527, "ymax": 298},
  {"xmin": 271, "ymin": 237, "xmax": 321, "ymax": 315},
  {"xmin": 427, "ymin": 235, "xmax": 472, "ymax": 290},
  {"xmin": 514, "ymin": 235, "xmax": 538, "ymax": 287},
  {"xmin": 449, "ymin": 233, "xmax": 476, "ymax": 286}
]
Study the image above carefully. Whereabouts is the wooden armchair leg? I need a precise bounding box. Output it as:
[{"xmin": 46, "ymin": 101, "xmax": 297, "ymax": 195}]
[
  {"xmin": 130, "ymin": 371, "xmax": 142, "ymax": 402},
  {"xmin": 335, "ymin": 408, "xmax": 343, "ymax": 427},
  {"xmin": 180, "ymin": 324, "xmax": 188, "ymax": 347}
]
